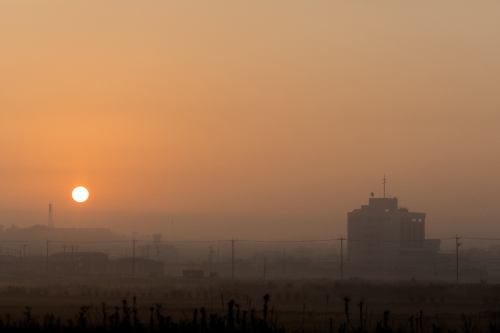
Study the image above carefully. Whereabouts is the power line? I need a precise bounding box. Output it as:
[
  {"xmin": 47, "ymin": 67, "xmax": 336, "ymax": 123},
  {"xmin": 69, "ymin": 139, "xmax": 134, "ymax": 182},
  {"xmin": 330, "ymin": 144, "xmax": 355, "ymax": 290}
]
[
  {"xmin": 461, "ymin": 237, "xmax": 500, "ymax": 241},
  {"xmin": 0, "ymin": 236, "xmax": 499, "ymax": 245},
  {"xmin": 235, "ymin": 239, "xmax": 336, "ymax": 243}
]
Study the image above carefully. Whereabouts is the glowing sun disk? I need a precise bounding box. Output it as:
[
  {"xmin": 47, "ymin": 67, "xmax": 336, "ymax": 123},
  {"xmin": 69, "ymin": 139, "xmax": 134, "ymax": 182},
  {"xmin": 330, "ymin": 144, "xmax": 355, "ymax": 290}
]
[{"xmin": 72, "ymin": 187, "xmax": 89, "ymax": 202}]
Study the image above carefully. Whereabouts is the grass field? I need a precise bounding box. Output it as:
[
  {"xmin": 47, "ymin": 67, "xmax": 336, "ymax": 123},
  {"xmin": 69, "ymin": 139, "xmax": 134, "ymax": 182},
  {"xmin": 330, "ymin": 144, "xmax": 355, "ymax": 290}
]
[{"xmin": 0, "ymin": 277, "xmax": 499, "ymax": 331}]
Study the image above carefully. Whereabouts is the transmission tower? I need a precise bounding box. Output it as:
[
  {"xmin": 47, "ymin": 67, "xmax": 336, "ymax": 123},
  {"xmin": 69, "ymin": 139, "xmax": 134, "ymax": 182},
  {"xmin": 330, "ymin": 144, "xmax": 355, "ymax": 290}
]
[{"xmin": 48, "ymin": 204, "xmax": 54, "ymax": 228}]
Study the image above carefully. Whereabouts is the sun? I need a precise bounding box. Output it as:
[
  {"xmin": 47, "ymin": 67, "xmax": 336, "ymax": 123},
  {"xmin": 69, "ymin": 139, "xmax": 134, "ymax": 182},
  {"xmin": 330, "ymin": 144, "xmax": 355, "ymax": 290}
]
[{"xmin": 72, "ymin": 186, "xmax": 89, "ymax": 202}]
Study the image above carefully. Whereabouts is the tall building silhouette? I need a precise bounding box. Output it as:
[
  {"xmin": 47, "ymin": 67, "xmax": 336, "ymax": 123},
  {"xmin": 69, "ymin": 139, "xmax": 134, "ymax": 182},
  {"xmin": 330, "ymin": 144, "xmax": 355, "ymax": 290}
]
[{"xmin": 347, "ymin": 196, "xmax": 441, "ymax": 268}]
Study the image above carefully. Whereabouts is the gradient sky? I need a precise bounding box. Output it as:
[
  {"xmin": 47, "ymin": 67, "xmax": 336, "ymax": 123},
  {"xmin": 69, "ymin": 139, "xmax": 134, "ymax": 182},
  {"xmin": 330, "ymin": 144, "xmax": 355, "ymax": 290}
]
[{"xmin": 1, "ymin": 1, "xmax": 499, "ymax": 242}]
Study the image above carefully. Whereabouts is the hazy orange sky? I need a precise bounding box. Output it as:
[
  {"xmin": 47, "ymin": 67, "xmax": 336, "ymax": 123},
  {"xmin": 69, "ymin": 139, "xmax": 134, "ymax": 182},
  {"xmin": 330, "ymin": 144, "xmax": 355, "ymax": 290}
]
[{"xmin": 1, "ymin": 1, "xmax": 499, "ymax": 241}]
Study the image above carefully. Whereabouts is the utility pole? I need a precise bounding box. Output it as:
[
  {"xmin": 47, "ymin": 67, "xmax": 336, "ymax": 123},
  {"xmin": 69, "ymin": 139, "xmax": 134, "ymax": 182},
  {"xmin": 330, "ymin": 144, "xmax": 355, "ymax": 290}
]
[
  {"xmin": 232, "ymin": 239, "xmax": 235, "ymax": 281},
  {"xmin": 132, "ymin": 239, "xmax": 136, "ymax": 276},
  {"xmin": 264, "ymin": 257, "xmax": 266, "ymax": 280},
  {"xmin": 22, "ymin": 244, "xmax": 26, "ymax": 274},
  {"xmin": 382, "ymin": 175, "xmax": 387, "ymax": 198},
  {"xmin": 62, "ymin": 245, "xmax": 67, "ymax": 262},
  {"xmin": 337, "ymin": 236, "xmax": 346, "ymax": 281},
  {"xmin": 146, "ymin": 244, "xmax": 149, "ymax": 260},
  {"xmin": 209, "ymin": 245, "xmax": 213, "ymax": 278},
  {"xmin": 69, "ymin": 245, "xmax": 75, "ymax": 274},
  {"xmin": 46, "ymin": 239, "xmax": 49, "ymax": 274},
  {"xmin": 19, "ymin": 250, "xmax": 22, "ymax": 274},
  {"xmin": 456, "ymin": 235, "xmax": 461, "ymax": 284}
]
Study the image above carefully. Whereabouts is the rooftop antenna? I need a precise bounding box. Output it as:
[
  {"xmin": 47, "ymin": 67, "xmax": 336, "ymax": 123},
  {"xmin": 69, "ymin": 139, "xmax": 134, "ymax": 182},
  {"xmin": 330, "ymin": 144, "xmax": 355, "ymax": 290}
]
[
  {"xmin": 382, "ymin": 175, "xmax": 387, "ymax": 198},
  {"xmin": 48, "ymin": 204, "xmax": 54, "ymax": 228}
]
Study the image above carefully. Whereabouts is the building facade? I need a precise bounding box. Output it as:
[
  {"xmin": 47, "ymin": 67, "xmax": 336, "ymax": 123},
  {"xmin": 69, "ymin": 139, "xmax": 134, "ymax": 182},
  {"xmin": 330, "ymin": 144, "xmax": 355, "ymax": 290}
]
[{"xmin": 347, "ymin": 197, "xmax": 440, "ymax": 268}]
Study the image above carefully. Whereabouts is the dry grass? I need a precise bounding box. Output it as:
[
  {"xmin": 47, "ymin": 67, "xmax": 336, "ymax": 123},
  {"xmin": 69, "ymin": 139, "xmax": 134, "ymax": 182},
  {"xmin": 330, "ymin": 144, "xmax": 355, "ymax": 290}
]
[{"xmin": 0, "ymin": 277, "xmax": 499, "ymax": 331}]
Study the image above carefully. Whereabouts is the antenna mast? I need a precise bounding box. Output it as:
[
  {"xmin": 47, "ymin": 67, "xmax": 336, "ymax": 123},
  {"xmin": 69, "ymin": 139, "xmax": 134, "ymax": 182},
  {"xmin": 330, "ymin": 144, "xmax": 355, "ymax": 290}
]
[
  {"xmin": 48, "ymin": 204, "xmax": 54, "ymax": 228},
  {"xmin": 382, "ymin": 175, "xmax": 387, "ymax": 198}
]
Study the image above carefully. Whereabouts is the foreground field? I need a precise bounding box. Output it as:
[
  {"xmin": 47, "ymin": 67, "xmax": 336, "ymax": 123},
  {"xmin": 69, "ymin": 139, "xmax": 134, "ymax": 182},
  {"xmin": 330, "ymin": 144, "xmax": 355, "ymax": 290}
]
[{"xmin": 0, "ymin": 277, "xmax": 499, "ymax": 332}]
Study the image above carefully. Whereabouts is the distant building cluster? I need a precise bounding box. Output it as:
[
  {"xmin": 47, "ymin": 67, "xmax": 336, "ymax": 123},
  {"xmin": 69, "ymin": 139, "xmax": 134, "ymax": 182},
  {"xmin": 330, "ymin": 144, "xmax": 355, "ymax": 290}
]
[
  {"xmin": 0, "ymin": 251, "xmax": 164, "ymax": 276},
  {"xmin": 0, "ymin": 224, "xmax": 166, "ymax": 277}
]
